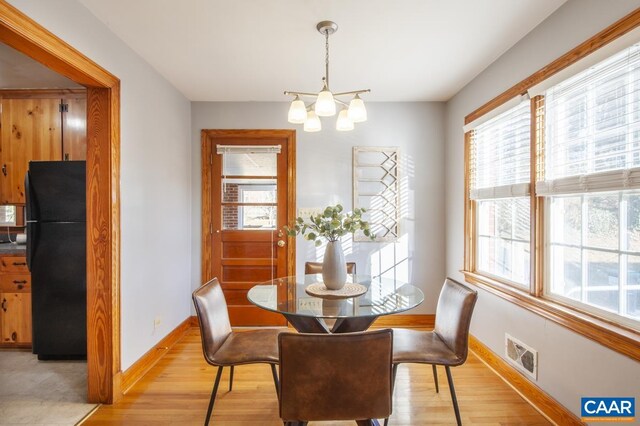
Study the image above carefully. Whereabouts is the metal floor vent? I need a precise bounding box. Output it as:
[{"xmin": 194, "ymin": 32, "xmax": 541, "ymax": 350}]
[{"xmin": 505, "ymin": 334, "xmax": 538, "ymax": 380}]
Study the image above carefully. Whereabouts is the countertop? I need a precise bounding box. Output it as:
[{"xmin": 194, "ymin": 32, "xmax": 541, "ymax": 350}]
[{"xmin": 0, "ymin": 243, "xmax": 26, "ymax": 255}]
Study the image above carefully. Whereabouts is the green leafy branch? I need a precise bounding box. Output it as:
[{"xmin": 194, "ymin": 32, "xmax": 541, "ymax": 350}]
[{"xmin": 284, "ymin": 204, "xmax": 375, "ymax": 246}]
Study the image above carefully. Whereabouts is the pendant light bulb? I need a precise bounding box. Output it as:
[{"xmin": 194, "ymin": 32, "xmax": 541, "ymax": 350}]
[
  {"xmin": 304, "ymin": 110, "xmax": 322, "ymax": 132},
  {"xmin": 336, "ymin": 109, "xmax": 354, "ymax": 131},
  {"xmin": 315, "ymin": 85, "xmax": 336, "ymax": 117},
  {"xmin": 348, "ymin": 94, "xmax": 367, "ymax": 123},
  {"xmin": 287, "ymin": 96, "xmax": 307, "ymax": 123}
]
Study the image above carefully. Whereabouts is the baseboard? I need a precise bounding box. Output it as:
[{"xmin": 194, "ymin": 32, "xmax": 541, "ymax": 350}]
[
  {"xmin": 469, "ymin": 335, "xmax": 583, "ymax": 426},
  {"xmin": 373, "ymin": 314, "xmax": 435, "ymax": 328},
  {"xmin": 121, "ymin": 317, "xmax": 192, "ymax": 393},
  {"xmin": 189, "ymin": 315, "xmax": 199, "ymax": 327}
]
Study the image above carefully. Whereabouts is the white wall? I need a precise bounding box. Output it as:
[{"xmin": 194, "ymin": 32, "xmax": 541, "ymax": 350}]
[
  {"xmin": 445, "ymin": 0, "xmax": 640, "ymax": 417},
  {"xmin": 8, "ymin": 0, "xmax": 193, "ymax": 370},
  {"xmin": 191, "ymin": 102, "xmax": 445, "ymax": 314}
]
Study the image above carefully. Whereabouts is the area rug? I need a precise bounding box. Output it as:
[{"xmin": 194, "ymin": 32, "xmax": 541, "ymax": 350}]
[{"xmin": 0, "ymin": 350, "xmax": 97, "ymax": 425}]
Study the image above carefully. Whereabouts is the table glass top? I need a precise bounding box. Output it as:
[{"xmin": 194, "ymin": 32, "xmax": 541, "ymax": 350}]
[{"xmin": 247, "ymin": 274, "xmax": 424, "ymax": 319}]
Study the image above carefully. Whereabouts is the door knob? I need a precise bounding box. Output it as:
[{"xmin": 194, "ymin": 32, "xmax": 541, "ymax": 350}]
[{"xmin": 277, "ymin": 240, "xmax": 285, "ymax": 247}]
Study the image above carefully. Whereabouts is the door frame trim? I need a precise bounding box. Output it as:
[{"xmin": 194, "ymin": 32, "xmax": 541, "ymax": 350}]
[
  {"xmin": 201, "ymin": 129, "xmax": 296, "ymax": 284},
  {"xmin": 0, "ymin": 2, "xmax": 121, "ymax": 403}
]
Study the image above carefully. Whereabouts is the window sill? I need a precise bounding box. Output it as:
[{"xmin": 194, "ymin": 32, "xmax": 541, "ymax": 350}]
[{"xmin": 461, "ymin": 270, "xmax": 640, "ymax": 362}]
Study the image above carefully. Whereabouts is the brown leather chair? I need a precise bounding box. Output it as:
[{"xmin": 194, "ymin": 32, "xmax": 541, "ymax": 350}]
[
  {"xmin": 192, "ymin": 278, "xmax": 281, "ymax": 425},
  {"xmin": 385, "ymin": 278, "xmax": 477, "ymax": 426},
  {"xmin": 304, "ymin": 261, "xmax": 357, "ymax": 275},
  {"xmin": 279, "ymin": 329, "xmax": 393, "ymax": 426}
]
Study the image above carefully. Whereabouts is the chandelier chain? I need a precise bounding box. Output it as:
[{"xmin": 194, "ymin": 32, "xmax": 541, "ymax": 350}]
[{"xmin": 325, "ymin": 30, "xmax": 330, "ymax": 88}]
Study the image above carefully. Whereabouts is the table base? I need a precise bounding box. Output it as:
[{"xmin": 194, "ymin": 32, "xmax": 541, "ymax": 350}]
[{"xmin": 283, "ymin": 313, "xmax": 378, "ymax": 333}]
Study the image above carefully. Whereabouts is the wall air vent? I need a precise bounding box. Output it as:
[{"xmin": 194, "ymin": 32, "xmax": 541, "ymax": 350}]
[{"xmin": 505, "ymin": 333, "xmax": 538, "ymax": 380}]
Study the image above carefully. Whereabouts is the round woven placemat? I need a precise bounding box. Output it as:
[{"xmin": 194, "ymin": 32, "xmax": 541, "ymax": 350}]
[{"xmin": 305, "ymin": 282, "xmax": 367, "ymax": 299}]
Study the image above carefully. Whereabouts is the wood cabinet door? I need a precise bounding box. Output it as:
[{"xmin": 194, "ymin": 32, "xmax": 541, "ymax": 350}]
[
  {"xmin": 0, "ymin": 98, "xmax": 63, "ymax": 204},
  {"xmin": 62, "ymin": 98, "xmax": 87, "ymax": 160},
  {"xmin": 1, "ymin": 292, "xmax": 32, "ymax": 344}
]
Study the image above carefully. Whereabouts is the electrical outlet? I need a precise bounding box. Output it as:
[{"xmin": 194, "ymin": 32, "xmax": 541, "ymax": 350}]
[
  {"xmin": 297, "ymin": 207, "xmax": 324, "ymax": 219},
  {"xmin": 153, "ymin": 316, "xmax": 162, "ymax": 332}
]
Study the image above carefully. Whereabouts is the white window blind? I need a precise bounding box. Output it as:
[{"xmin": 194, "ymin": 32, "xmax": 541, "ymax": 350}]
[
  {"xmin": 470, "ymin": 100, "xmax": 531, "ymax": 200},
  {"xmin": 538, "ymin": 42, "xmax": 640, "ymax": 196}
]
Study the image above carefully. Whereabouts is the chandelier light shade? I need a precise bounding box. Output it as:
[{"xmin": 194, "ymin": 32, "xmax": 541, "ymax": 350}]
[
  {"xmin": 336, "ymin": 109, "xmax": 354, "ymax": 131},
  {"xmin": 315, "ymin": 88, "xmax": 336, "ymax": 117},
  {"xmin": 288, "ymin": 96, "xmax": 307, "ymax": 123},
  {"xmin": 304, "ymin": 110, "xmax": 322, "ymax": 132},
  {"xmin": 348, "ymin": 94, "xmax": 367, "ymax": 123},
  {"xmin": 285, "ymin": 21, "xmax": 370, "ymax": 132}
]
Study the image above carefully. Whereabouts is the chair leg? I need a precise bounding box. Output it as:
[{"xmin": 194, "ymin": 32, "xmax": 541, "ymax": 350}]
[
  {"xmin": 445, "ymin": 366, "xmax": 462, "ymax": 426},
  {"xmin": 205, "ymin": 366, "xmax": 224, "ymax": 426},
  {"xmin": 432, "ymin": 364, "xmax": 439, "ymax": 393},
  {"xmin": 356, "ymin": 420, "xmax": 379, "ymax": 426},
  {"xmin": 270, "ymin": 364, "xmax": 280, "ymax": 399},
  {"xmin": 383, "ymin": 363, "xmax": 398, "ymax": 426},
  {"xmin": 229, "ymin": 365, "xmax": 234, "ymax": 391}
]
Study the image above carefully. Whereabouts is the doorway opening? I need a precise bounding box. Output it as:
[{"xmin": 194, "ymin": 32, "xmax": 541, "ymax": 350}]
[{"xmin": 0, "ymin": 2, "xmax": 121, "ymax": 403}]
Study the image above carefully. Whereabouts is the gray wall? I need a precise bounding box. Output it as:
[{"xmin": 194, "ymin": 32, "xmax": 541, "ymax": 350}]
[
  {"xmin": 191, "ymin": 102, "xmax": 445, "ymax": 314},
  {"xmin": 445, "ymin": 0, "xmax": 640, "ymax": 417},
  {"xmin": 8, "ymin": 0, "xmax": 193, "ymax": 370}
]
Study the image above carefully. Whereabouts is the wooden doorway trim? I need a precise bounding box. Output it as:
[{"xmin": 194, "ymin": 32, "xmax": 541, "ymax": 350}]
[
  {"xmin": 0, "ymin": 2, "xmax": 121, "ymax": 403},
  {"xmin": 201, "ymin": 129, "xmax": 296, "ymax": 284}
]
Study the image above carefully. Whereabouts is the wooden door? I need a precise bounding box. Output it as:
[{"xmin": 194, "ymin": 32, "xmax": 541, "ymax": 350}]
[
  {"xmin": 0, "ymin": 98, "xmax": 62, "ymax": 204},
  {"xmin": 62, "ymin": 97, "xmax": 87, "ymax": 160},
  {"xmin": 1, "ymin": 292, "xmax": 32, "ymax": 344},
  {"xmin": 202, "ymin": 130, "xmax": 296, "ymax": 326}
]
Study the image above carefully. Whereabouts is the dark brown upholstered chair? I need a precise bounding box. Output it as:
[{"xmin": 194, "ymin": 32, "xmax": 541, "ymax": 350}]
[
  {"xmin": 193, "ymin": 278, "xmax": 282, "ymax": 425},
  {"xmin": 279, "ymin": 329, "xmax": 393, "ymax": 426},
  {"xmin": 304, "ymin": 261, "xmax": 357, "ymax": 275},
  {"xmin": 385, "ymin": 278, "xmax": 477, "ymax": 426}
]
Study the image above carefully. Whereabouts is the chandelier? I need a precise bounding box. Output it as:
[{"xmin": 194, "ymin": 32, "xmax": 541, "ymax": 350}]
[{"xmin": 285, "ymin": 21, "xmax": 370, "ymax": 132}]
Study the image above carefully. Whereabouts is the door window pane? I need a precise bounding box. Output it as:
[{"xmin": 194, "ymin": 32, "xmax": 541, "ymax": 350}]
[
  {"xmin": 222, "ymin": 179, "xmax": 276, "ymax": 202},
  {"xmin": 223, "ymin": 205, "xmax": 276, "ymax": 230},
  {"xmin": 222, "ymin": 152, "xmax": 276, "ymax": 176}
]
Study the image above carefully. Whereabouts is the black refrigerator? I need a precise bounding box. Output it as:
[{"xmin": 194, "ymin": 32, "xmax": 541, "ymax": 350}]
[{"xmin": 26, "ymin": 161, "xmax": 86, "ymax": 360}]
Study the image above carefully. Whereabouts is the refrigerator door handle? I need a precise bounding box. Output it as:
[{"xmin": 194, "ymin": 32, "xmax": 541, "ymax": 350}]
[{"xmin": 26, "ymin": 221, "xmax": 34, "ymax": 271}]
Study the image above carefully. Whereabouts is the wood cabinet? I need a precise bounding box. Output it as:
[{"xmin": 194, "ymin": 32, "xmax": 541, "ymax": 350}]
[
  {"xmin": 0, "ymin": 91, "xmax": 87, "ymax": 204},
  {"xmin": 62, "ymin": 98, "xmax": 87, "ymax": 161},
  {"xmin": 0, "ymin": 255, "xmax": 31, "ymax": 346}
]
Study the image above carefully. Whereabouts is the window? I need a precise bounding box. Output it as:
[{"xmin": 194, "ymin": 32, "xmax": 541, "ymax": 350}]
[
  {"xmin": 463, "ymin": 15, "xmax": 640, "ymax": 361},
  {"xmin": 469, "ymin": 100, "xmax": 531, "ymax": 287},
  {"xmin": 541, "ymin": 43, "xmax": 640, "ymax": 327},
  {"xmin": 218, "ymin": 145, "xmax": 279, "ymax": 230}
]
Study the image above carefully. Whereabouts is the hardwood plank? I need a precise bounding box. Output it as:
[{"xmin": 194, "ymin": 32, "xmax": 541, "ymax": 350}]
[{"xmin": 82, "ymin": 328, "xmax": 552, "ymax": 425}]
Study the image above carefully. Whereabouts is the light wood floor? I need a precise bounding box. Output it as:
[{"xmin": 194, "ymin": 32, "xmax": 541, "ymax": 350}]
[{"xmin": 83, "ymin": 328, "xmax": 550, "ymax": 425}]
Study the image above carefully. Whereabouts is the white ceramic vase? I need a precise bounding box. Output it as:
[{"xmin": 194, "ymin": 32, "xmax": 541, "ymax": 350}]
[{"xmin": 322, "ymin": 240, "xmax": 347, "ymax": 290}]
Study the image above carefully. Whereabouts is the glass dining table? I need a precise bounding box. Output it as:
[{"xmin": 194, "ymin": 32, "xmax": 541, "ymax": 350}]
[{"xmin": 247, "ymin": 274, "xmax": 425, "ymax": 333}]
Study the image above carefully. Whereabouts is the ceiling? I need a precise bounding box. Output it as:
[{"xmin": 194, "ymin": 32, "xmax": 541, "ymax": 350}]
[
  {"xmin": 0, "ymin": 43, "xmax": 80, "ymax": 89},
  {"xmin": 77, "ymin": 0, "xmax": 566, "ymax": 102}
]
